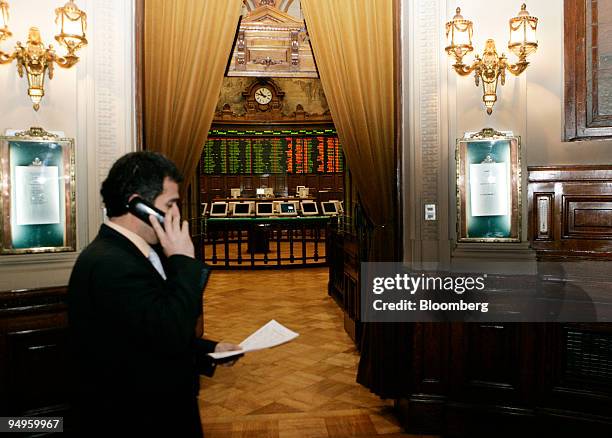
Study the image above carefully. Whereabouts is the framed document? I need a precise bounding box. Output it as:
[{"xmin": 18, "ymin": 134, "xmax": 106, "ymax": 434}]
[
  {"xmin": 0, "ymin": 127, "xmax": 76, "ymax": 254},
  {"xmin": 456, "ymin": 128, "xmax": 521, "ymax": 242}
]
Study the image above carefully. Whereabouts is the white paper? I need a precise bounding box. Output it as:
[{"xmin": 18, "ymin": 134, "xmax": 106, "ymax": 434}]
[
  {"xmin": 469, "ymin": 162, "xmax": 509, "ymax": 216},
  {"xmin": 208, "ymin": 319, "xmax": 299, "ymax": 359},
  {"xmin": 15, "ymin": 166, "xmax": 60, "ymax": 225}
]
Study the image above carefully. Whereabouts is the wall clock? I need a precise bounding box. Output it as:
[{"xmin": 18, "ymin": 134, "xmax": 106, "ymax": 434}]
[
  {"xmin": 243, "ymin": 79, "xmax": 284, "ymax": 114},
  {"xmin": 254, "ymin": 86, "xmax": 273, "ymax": 105}
]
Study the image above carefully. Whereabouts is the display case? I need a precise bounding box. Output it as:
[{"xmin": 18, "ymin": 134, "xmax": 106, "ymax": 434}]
[
  {"xmin": 0, "ymin": 127, "xmax": 76, "ymax": 254},
  {"xmin": 456, "ymin": 128, "xmax": 521, "ymax": 242}
]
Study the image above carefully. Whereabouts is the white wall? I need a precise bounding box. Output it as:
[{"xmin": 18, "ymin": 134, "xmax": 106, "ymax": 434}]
[
  {"xmin": 403, "ymin": 0, "xmax": 611, "ymax": 269},
  {"xmin": 0, "ymin": 0, "xmax": 136, "ymax": 290}
]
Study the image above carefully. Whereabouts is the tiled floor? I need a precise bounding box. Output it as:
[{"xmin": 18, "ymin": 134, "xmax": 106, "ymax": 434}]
[{"xmin": 198, "ymin": 268, "xmax": 435, "ymax": 438}]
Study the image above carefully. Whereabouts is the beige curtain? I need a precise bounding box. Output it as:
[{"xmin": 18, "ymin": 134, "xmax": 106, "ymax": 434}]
[
  {"xmin": 301, "ymin": 0, "xmax": 397, "ymax": 258},
  {"xmin": 302, "ymin": 0, "xmax": 406, "ymax": 399},
  {"xmin": 144, "ymin": 0, "xmax": 243, "ymax": 194}
]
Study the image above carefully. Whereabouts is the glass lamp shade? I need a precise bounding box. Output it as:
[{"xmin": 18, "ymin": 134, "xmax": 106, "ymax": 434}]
[
  {"xmin": 445, "ymin": 7, "xmax": 474, "ymax": 61},
  {"xmin": 54, "ymin": 0, "xmax": 87, "ymax": 54},
  {"xmin": 508, "ymin": 3, "xmax": 538, "ymax": 59},
  {"xmin": 0, "ymin": 0, "xmax": 11, "ymax": 41}
]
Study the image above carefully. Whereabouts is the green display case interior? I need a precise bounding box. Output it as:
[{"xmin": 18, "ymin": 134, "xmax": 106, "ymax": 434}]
[
  {"xmin": 465, "ymin": 139, "xmax": 512, "ymax": 238},
  {"xmin": 0, "ymin": 129, "xmax": 76, "ymax": 254},
  {"xmin": 9, "ymin": 141, "xmax": 66, "ymax": 249},
  {"xmin": 456, "ymin": 130, "xmax": 521, "ymax": 243}
]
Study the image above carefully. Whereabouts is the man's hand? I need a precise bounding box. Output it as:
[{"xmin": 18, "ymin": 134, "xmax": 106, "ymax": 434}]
[
  {"xmin": 149, "ymin": 204, "xmax": 195, "ymax": 258},
  {"xmin": 214, "ymin": 342, "xmax": 242, "ymax": 367}
]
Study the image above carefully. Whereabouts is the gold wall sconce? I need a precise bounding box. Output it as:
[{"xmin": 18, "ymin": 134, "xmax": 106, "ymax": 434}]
[
  {"xmin": 445, "ymin": 3, "xmax": 538, "ymax": 114},
  {"xmin": 0, "ymin": 1, "xmax": 87, "ymax": 111}
]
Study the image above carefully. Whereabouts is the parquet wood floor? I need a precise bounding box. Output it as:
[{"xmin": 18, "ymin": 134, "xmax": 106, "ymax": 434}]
[{"xmin": 198, "ymin": 268, "xmax": 437, "ymax": 438}]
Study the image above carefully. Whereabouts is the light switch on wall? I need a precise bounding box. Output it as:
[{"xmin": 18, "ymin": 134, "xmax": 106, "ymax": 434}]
[{"xmin": 425, "ymin": 204, "xmax": 436, "ymax": 221}]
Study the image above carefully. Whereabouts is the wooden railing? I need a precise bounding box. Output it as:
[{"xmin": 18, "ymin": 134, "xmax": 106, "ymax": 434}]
[{"xmin": 200, "ymin": 216, "xmax": 337, "ymax": 269}]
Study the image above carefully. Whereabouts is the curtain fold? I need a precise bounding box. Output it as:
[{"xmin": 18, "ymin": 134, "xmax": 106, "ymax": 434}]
[
  {"xmin": 144, "ymin": 0, "xmax": 243, "ymax": 194},
  {"xmin": 302, "ymin": 0, "xmax": 407, "ymax": 399},
  {"xmin": 301, "ymin": 0, "xmax": 395, "ymax": 232}
]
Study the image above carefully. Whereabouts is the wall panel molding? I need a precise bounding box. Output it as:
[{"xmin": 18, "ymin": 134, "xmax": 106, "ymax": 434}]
[
  {"xmin": 529, "ymin": 166, "xmax": 612, "ymax": 259},
  {"xmin": 403, "ymin": 0, "xmax": 451, "ymax": 267},
  {"xmin": 86, "ymin": 0, "xmax": 137, "ymax": 242}
]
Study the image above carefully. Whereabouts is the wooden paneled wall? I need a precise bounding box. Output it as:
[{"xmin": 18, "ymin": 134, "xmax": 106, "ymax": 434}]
[
  {"xmin": 397, "ymin": 321, "xmax": 612, "ymax": 436},
  {"xmin": 528, "ymin": 166, "xmax": 612, "ymax": 259},
  {"xmin": 0, "ymin": 287, "xmax": 70, "ymax": 417},
  {"xmin": 327, "ymin": 225, "xmax": 362, "ymax": 346}
]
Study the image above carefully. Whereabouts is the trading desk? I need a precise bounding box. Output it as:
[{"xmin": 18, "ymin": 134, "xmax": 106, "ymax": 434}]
[
  {"xmin": 205, "ymin": 216, "xmax": 330, "ymax": 224},
  {"xmin": 203, "ymin": 215, "xmax": 336, "ymax": 268}
]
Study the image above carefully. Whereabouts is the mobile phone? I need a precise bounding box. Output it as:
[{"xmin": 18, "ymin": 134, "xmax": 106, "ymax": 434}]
[{"xmin": 127, "ymin": 197, "xmax": 165, "ymax": 226}]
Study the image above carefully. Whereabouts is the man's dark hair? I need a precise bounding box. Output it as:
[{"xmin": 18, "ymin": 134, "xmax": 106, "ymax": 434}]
[{"xmin": 101, "ymin": 151, "xmax": 183, "ymax": 218}]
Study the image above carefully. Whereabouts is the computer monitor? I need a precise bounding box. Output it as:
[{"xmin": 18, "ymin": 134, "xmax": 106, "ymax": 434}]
[
  {"xmin": 230, "ymin": 188, "xmax": 241, "ymax": 199},
  {"xmin": 279, "ymin": 201, "xmax": 298, "ymax": 216},
  {"xmin": 209, "ymin": 202, "xmax": 228, "ymax": 217},
  {"xmin": 231, "ymin": 202, "xmax": 253, "ymax": 217},
  {"xmin": 300, "ymin": 200, "xmax": 318, "ymax": 216},
  {"xmin": 256, "ymin": 202, "xmax": 274, "ymax": 216},
  {"xmin": 200, "ymin": 203, "xmax": 208, "ymax": 216},
  {"xmin": 321, "ymin": 201, "xmax": 338, "ymax": 216},
  {"xmin": 297, "ymin": 187, "xmax": 309, "ymax": 198},
  {"xmin": 256, "ymin": 188, "xmax": 265, "ymax": 197}
]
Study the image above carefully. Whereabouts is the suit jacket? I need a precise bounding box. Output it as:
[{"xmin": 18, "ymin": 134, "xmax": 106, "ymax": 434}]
[{"xmin": 68, "ymin": 224, "xmax": 216, "ymax": 436}]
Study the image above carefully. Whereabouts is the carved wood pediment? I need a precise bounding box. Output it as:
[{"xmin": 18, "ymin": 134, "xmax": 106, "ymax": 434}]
[
  {"xmin": 228, "ymin": 2, "xmax": 317, "ymax": 78},
  {"xmin": 243, "ymin": 5, "xmax": 303, "ymax": 27}
]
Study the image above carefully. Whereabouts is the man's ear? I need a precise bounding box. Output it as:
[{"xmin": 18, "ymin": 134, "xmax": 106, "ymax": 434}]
[
  {"xmin": 127, "ymin": 194, "xmax": 140, "ymax": 204},
  {"xmin": 125, "ymin": 194, "xmax": 142, "ymax": 213}
]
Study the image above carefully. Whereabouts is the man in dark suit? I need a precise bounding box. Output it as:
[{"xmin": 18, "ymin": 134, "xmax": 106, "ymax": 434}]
[{"xmin": 68, "ymin": 152, "xmax": 239, "ymax": 436}]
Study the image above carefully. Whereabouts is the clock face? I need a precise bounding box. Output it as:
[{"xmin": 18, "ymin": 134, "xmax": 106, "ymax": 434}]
[{"xmin": 254, "ymin": 87, "xmax": 273, "ymax": 105}]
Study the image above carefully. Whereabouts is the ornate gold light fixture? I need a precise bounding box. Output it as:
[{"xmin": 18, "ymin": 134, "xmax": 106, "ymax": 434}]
[
  {"xmin": 445, "ymin": 4, "xmax": 538, "ymax": 115},
  {"xmin": 0, "ymin": 1, "xmax": 87, "ymax": 111}
]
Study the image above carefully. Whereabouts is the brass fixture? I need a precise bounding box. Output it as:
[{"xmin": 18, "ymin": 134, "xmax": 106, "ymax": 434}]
[
  {"xmin": 445, "ymin": 4, "xmax": 538, "ymax": 114},
  {"xmin": 0, "ymin": 1, "xmax": 87, "ymax": 111}
]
